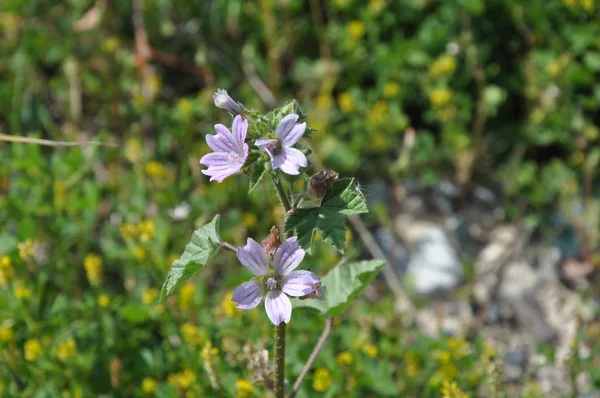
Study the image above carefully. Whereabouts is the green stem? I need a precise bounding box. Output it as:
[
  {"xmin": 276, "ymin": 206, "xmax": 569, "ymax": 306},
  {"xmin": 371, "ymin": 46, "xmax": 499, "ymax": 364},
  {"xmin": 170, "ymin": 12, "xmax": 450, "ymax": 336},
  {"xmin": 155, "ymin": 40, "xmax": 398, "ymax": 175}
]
[
  {"xmin": 275, "ymin": 322, "xmax": 286, "ymax": 397},
  {"xmin": 271, "ymin": 172, "xmax": 292, "ymax": 212}
]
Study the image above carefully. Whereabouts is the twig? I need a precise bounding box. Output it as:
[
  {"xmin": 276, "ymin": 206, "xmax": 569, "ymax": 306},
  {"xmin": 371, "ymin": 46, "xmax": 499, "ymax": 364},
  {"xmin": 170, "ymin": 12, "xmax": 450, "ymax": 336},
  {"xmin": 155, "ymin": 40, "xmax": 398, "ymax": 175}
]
[
  {"xmin": 288, "ymin": 317, "xmax": 333, "ymax": 398},
  {"xmin": 242, "ymin": 50, "xmax": 277, "ymax": 109},
  {"xmin": 348, "ymin": 215, "xmax": 415, "ymax": 319},
  {"xmin": 0, "ymin": 134, "xmax": 117, "ymax": 147}
]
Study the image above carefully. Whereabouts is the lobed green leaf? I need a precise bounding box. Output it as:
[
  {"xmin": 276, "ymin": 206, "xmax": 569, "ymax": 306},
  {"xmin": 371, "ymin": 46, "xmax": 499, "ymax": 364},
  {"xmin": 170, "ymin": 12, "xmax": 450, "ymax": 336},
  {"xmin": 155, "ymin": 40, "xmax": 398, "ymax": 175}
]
[
  {"xmin": 294, "ymin": 259, "xmax": 386, "ymax": 316},
  {"xmin": 159, "ymin": 215, "xmax": 222, "ymax": 301},
  {"xmin": 284, "ymin": 178, "xmax": 367, "ymax": 253}
]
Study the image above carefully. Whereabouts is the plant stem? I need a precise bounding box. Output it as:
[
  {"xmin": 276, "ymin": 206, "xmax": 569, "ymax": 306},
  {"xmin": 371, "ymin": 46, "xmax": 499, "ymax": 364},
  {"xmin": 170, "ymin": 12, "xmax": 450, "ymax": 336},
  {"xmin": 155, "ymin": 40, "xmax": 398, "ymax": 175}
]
[
  {"xmin": 289, "ymin": 317, "xmax": 333, "ymax": 398},
  {"xmin": 271, "ymin": 172, "xmax": 292, "ymax": 212},
  {"xmin": 275, "ymin": 322, "xmax": 287, "ymax": 398}
]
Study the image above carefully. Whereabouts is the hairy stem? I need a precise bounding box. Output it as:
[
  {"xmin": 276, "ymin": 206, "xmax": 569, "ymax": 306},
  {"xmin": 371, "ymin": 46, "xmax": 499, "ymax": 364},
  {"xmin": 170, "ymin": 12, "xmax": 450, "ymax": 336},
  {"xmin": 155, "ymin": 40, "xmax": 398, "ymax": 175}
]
[
  {"xmin": 275, "ymin": 322, "xmax": 287, "ymax": 398},
  {"xmin": 271, "ymin": 173, "xmax": 292, "ymax": 212},
  {"xmin": 289, "ymin": 317, "xmax": 333, "ymax": 398}
]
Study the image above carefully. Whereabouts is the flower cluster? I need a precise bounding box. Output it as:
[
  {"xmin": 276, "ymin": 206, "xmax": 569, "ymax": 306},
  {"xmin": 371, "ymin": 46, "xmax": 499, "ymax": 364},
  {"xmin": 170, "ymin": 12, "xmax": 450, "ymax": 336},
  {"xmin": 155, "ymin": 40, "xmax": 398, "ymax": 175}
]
[{"xmin": 200, "ymin": 92, "xmax": 309, "ymax": 182}]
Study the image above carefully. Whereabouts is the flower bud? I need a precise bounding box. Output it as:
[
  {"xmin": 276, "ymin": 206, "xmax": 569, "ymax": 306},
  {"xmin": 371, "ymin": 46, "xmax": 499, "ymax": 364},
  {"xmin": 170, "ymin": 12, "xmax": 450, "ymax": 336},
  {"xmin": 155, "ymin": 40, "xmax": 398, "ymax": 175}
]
[
  {"xmin": 308, "ymin": 170, "xmax": 340, "ymax": 199},
  {"xmin": 213, "ymin": 89, "xmax": 244, "ymax": 115}
]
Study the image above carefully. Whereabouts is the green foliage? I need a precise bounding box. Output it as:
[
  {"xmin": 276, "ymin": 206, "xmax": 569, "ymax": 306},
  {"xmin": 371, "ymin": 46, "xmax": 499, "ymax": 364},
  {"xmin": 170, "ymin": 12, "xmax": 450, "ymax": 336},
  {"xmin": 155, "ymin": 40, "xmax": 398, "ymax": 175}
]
[
  {"xmin": 295, "ymin": 260, "xmax": 385, "ymax": 316},
  {"xmin": 285, "ymin": 178, "xmax": 368, "ymax": 253},
  {"xmin": 159, "ymin": 215, "xmax": 221, "ymax": 301}
]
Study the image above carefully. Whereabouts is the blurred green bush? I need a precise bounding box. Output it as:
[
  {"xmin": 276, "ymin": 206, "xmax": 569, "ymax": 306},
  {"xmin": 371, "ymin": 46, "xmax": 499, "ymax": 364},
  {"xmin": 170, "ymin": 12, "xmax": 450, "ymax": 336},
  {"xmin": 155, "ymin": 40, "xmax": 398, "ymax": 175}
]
[{"xmin": 1, "ymin": 0, "xmax": 599, "ymax": 396}]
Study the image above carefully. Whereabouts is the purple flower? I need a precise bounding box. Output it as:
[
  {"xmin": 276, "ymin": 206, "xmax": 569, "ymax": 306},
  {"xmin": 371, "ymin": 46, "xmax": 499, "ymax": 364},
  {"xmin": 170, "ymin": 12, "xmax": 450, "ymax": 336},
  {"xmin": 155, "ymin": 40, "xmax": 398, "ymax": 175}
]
[
  {"xmin": 256, "ymin": 114, "xmax": 308, "ymax": 175},
  {"xmin": 200, "ymin": 115, "xmax": 249, "ymax": 182},
  {"xmin": 232, "ymin": 236, "xmax": 320, "ymax": 325}
]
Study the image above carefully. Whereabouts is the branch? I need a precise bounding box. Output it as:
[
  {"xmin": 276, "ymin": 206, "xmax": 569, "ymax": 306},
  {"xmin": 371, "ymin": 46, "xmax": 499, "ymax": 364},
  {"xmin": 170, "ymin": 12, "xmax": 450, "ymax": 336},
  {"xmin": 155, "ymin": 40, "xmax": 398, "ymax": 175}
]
[
  {"xmin": 0, "ymin": 134, "xmax": 117, "ymax": 147},
  {"xmin": 288, "ymin": 317, "xmax": 333, "ymax": 398}
]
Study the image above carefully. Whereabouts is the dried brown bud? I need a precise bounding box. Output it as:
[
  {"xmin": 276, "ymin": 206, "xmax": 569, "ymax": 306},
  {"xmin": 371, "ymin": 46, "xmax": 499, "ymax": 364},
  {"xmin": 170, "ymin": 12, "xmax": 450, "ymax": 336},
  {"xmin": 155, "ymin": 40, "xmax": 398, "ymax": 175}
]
[
  {"xmin": 299, "ymin": 281, "xmax": 327, "ymax": 301},
  {"xmin": 261, "ymin": 226, "xmax": 281, "ymax": 258},
  {"xmin": 308, "ymin": 170, "xmax": 340, "ymax": 198}
]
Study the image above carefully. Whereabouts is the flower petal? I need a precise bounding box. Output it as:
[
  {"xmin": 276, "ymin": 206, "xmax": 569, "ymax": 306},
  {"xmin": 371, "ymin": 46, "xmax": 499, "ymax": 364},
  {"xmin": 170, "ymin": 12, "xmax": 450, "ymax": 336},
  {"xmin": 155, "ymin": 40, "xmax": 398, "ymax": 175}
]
[
  {"xmin": 281, "ymin": 270, "xmax": 320, "ymax": 297},
  {"xmin": 206, "ymin": 124, "xmax": 238, "ymax": 153},
  {"xmin": 236, "ymin": 238, "xmax": 270, "ymax": 276},
  {"xmin": 264, "ymin": 290, "xmax": 292, "ymax": 325},
  {"xmin": 231, "ymin": 115, "xmax": 248, "ymax": 150},
  {"xmin": 276, "ymin": 114, "xmax": 300, "ymax": 143},
  {"xmin": 272, "ymin": 147, "xmax": 308, "ymax": 176},
  {"xmin": 273, "ymin": 236, "xmax": 305, "ymax": 275},
  {"xmin": 231, "ymin": 280, "xmax": 264, "ymax": 309},
  {"xmin": 280, "ymin": 122, "xmax": 306, "ymax": 147}
]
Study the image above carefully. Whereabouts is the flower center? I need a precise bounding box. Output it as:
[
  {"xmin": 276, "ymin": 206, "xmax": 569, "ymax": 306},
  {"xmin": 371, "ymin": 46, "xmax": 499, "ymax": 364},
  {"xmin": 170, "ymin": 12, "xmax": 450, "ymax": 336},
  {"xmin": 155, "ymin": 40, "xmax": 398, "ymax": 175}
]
[
  {"xmin": 265, "ymin": 277, "xmax": 278, "ymax": 290},
  {"xmin": 227, "ymin": 153, "xmax": 240, "ymax": 163},
  {"xmin": 265, "ymin": 140, "xmax": 282, "ymax": 156}
]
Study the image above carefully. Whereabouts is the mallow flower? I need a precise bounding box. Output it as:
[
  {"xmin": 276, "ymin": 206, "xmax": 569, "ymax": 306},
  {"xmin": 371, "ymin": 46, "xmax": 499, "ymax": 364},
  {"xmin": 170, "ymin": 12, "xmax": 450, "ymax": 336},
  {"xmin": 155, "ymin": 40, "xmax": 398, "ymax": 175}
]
[
  {"xmin": 232, "ymin": 236, "xmax": 320, "ymax": 325},
  {"xmin": 256, "ymin": 114, "xmax": 308, "ymax": 175},
  {"xmin": 200, "ymin": 115, "xmax": 248, "ymax": 182}
]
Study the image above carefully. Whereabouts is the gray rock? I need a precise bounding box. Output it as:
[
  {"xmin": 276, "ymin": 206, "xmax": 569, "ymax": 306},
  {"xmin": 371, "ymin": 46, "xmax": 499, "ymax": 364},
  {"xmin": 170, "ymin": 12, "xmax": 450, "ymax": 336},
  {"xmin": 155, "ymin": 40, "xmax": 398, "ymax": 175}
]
[
  {"xmin": 503, "ymin": 346, "xmax": 529, "ymax": 382},
  {"xmin": 405, "ymin": 228, "xmax": 463, "ymax": 295}
]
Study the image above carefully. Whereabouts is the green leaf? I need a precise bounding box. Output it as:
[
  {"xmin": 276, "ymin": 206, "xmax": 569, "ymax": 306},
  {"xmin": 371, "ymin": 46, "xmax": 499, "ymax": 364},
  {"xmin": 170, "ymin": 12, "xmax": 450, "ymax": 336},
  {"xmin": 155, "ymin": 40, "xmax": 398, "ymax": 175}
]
[
  {"xmin": 248, "ymin": 161, "xmax": 267, "ymax": 193},
  {"xmin": 159, "ymin": 215, "xmax": 222, "ymax": 301},
  {"xmin": 294, "ymin": 260, "xmax": 386, "ymax": 316},
  {"xmin": 285, "ymin": 178, "xmax": 367, "ymax": 253},
  {"xmin": 119, "ymin": 303, "xmax": 151, "ymax": 324}
]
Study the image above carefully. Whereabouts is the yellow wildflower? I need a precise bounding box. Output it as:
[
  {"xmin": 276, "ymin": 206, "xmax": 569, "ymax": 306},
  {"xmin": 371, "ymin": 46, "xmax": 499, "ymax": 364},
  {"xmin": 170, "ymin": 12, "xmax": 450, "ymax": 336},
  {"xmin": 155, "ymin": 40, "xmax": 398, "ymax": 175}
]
[
  {"xmin": 235, "ymin": 379, "xmax": 256, "ymax": 398},
  {"xmin": 440, "ymin": 380, "xmax": 468, "ymax": 398},
  {"xmin": 169, "ymin": 369, "xmax": 196, "ymax": 389},
  {"xmin": 201, "ymin": 341, "xmax": 219, "ymax": 360},
  {"xmin": 14, "ymin": 284, "xmax": 31, "ymax": 298},
  {"xmin": 429, "ymin": 88, "xmax": 452, "ymax": 108},
  {"xmin": 119, "ymin": 222, "xmax": 137, "ymax": 240},
  {"xmin": 142, "ymin": 287, "xmax": 158, "ymax": 305},
  {"xmin": 24, "ymin": 339, "xmax": 43, "ymax": 361},
  {"xmin": 363, "ymin": 343, "xmax": 378, "ymax": 358},
  {"xmin": 406, "ymin": 352, "xmax": 420, "ymax": 377},
  {"xmin": 546, "ymin": 60, "xmax": 562, "ymax": 77},
  {"xmin": 434, "ymin": 350, "xmax": 452, "ymax": 364},
  {"xmin": 133, "ymin": 246, "xmax": 147, "ymax": 261},
  {"xmin": 141, "ymin": 377, "xmax": 158, "ymax": 394},
  {"xmin": 97, "ymin": 294, "xmax": 111, "ymax": 307},
  {"xmin": 447, "ymin": 337, "xmax": 469, "ymax": 359},
  {"xmin": 369, "ymin": 0, "xmax": 386, "ymax": 13},
  {"xmin": 177, "ymin": 98, "xmax": 193, "ymax": 119},
  {"xmin": 145, "ymin": 161, "xmax": 168, "ymax": 180},
  {"xmin": 338, "ymin": 92, "xmax": 355, "ymax": 113},
  {"xmin": 313, "ymin": 368, "xmax": 332, "ymax": 392},
  {"xmin": 580, "ymin": 0, "xmax": 594, "ymax": 11},
  {"xmin": 166, "ymin": 254, "xmax": 179, "ymax": 269},
  {"xmin": 102, "ymin": 36, "xmax": 119, "ymax": 52},
  {"xmin": 55, "ymin": 338, "xmax": 77, "ymax": 361},
  {"xmin": 178, "ymin": 283, "xmax": 195, "ymax": 310},
  {"xmin": 124, "ymin": 138, "xmax": 143, "ymax": 163},
  {"xmin": 336, "ymin": 351, "xmax": 353, "ymax": 367},
  {"xmin": 215, "ymin": 291, "xmax": 240, "ymax": 319},
  {"xmin": 18, "ymin": 239, "xmax": 34, "ymax": 261},
  {"xmin": 367, "ymin": 100, "xmax": 389, "ymax": 126},
  {"xmin": 0, "ymin": 256, "xmax": 14, "ymax": 286},
  {"xmin": 180, "ymin": 323, "xmax": 205, "ymax": 346},
  {"xmin": 347, "ymin": 21, "xmax": 365, "ymax": 41},
  {"xmin": 84, "ymin": 254, "xmax": 103, "ymax": 286},
  {"xmin": 429, "ymin": 54, "xmax": 457, "ymax": 77},
  {"xmin": 242, "ymin": 213, "xmax": 258, "ymax": 229},
  {"xmin": 571, "ymin": 151, "xmax": 585, "ymax": 165},
  {"xmin": 0, "ymin": 326, "xmax": 14, "ymax": 342},
  {"xmin": 138, "ymin": 219, "xmax": 156, "ymax": 242},
  {"xmin": 54, "ymin": 180, "xmax": 67, "ymax": 208},
  {"xmin": 383, "ymin": 82, "xmax": 400, "ymax": 98}
]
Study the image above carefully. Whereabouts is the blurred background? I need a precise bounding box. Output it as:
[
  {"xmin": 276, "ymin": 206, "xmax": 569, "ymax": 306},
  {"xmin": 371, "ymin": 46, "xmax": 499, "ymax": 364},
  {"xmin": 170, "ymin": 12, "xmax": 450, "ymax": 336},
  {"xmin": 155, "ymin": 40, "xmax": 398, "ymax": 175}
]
[{"xmin": 1, "ymin": 0, "xmax": 599, "ymax": 396}]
